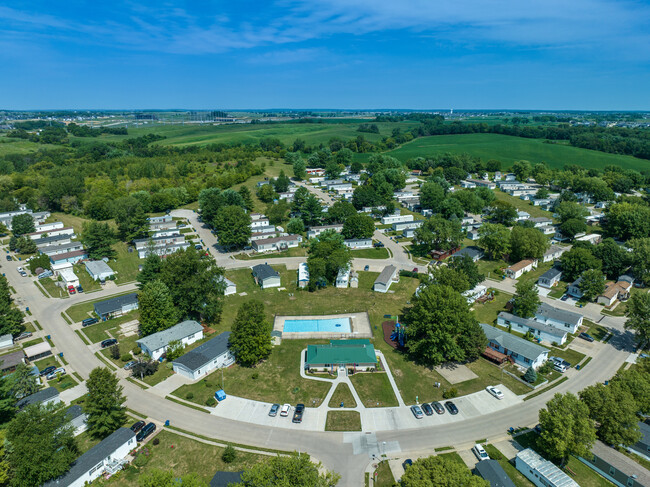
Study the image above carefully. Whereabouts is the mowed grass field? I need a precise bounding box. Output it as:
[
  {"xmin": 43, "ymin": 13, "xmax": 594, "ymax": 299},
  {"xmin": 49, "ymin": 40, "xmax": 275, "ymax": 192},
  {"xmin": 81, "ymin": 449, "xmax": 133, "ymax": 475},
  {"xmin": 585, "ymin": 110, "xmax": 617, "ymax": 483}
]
[{"xmin": 387, "ymin": 133, "xmax": 649, "ymax": 171}]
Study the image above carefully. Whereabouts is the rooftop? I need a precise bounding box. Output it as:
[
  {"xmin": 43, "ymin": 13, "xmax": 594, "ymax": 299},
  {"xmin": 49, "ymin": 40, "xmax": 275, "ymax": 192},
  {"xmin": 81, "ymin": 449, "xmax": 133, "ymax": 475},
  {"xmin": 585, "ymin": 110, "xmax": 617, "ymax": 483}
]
[
  {"xmin": 517, "ymin": 449, "xmax": 579, "ymax": 487},
  {"xmin": 481, "ymin": 323, "xmax": 548, "ymax": 360},
  {"xmin": 498, "ymin": 312, "xmax": 567, "ymax": 338},
  {"xmin": 252, "ymin": 264, "xmax": 280, "ymax": 281},
  {"xmin": 507, "ymin": 259, "xmax": 536, "ymax": 273},
  {"xmin": 0, "ymin": 350, "xmax": 24, "ymax": 370},
  {"xmin": 453, "ymin": 246, "xmax": 484, "ymax": 259},
  {"xmin": 590, "ymin": 440, "xmax": 650, "ymax": 487},
  {"xmin": 16, "ymin": 387, "xmax": 59, "ymax": 409},
  {"xmin": 137, "ymin": 320, "xmax": 203, "ymax": 352},
  {"xmin": 475, "ymin": 459, "xmax": 516, "ymax": 487},
  {"xmin": 93, "ymin": 293, "xmax": 138, "ymax": 316},
  {"xmin": 253, "ymin": 235, "xmax": 300, "ymax": 245},
  {"xmin": 539, "ymin": 267, "xmax": 562, "ymax": 280},
  {"xmin": 173, "ymin": 332, "xmax": 231, "ymax": 372},
  {"xmin": 84, "ymin": 260, "xmax": 114, "ymax": 275},
  {"xmin": 375, "ymin": 265, "xmax": 397, "ymax": 286},
  {"xmin": 536, "ymin": 302, "xmax": 582, "ymax": 326},
  {"xmin": 306, "ymin": 340, "xmax": 377, "ymax": 366}
]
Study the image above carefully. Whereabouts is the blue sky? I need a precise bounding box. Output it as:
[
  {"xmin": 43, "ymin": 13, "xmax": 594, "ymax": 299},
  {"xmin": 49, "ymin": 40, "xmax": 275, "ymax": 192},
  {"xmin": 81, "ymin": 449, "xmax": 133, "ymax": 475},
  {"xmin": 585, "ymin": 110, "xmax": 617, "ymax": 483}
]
[{"xmin": 1, "ymin": 0, "xmax": 649, "ymax": 110}]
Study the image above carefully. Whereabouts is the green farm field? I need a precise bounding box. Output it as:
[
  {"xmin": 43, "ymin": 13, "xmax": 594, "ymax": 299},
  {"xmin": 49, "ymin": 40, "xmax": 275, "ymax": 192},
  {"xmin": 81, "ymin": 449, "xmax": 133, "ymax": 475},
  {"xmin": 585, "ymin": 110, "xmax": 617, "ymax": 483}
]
[{"xmin": 387, "ymin": 133, "xmax": 649, "ymax": 171}]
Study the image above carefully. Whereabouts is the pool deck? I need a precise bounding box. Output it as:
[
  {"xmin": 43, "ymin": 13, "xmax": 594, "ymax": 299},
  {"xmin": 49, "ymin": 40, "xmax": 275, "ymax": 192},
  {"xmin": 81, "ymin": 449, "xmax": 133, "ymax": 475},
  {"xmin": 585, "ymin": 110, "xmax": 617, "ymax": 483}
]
[{"xmin": 274, "ymin": 312, "xmax": 373, "ymax": 340}]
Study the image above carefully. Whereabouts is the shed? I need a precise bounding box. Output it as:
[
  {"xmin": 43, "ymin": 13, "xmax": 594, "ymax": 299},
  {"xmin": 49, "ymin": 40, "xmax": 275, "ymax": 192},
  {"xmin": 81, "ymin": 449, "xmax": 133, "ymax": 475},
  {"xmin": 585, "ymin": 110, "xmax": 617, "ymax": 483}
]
[
  {"xmin": 0, "ymin": 350, "xmax": 24, "ymax": 372},
  {"xmin": 172, "ymin": 331, "xmax": 234, "ymax": 380},
  {"xmin": 373, "ymin": 265, "xmax": 398, "ymax": 293},
  {"xmin": 23, "ymin": 341, "xmax": 52, "ymax": 361},
  {"xmin": 137, "ymin": 320, "xmax": 204, "ymax": 361},
  {"xmin": 252, "ymin": 264, "xmax": 281, "ymax": 289},
  {"xmin": 215, "ymin": 389, "xmax": 226, "ymax": 401},
  {"xmin": 475, "ymin": 459, "xmax": 516, "ymax": 487},
  {"xmin": 0, "ymin": 334, "xmax": 13, "ymax": 349},
  {"xmin": 85, "ymin": 260, "xmax": 115, "ymax": 281},
  {"xmin": 93, "ymin": 293, "xmax": 139, "ymax": 320}
]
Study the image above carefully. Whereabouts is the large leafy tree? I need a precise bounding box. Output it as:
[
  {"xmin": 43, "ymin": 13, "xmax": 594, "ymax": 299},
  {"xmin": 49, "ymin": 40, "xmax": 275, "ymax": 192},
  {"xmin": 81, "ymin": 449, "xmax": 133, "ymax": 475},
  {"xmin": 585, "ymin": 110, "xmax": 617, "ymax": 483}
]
[
  {"xmin": 628, "ymin": 238, "xmax": 650, "ymax": 284},
  {"xmin": 306, "ymin": 230, "xmax": 351, "ymax": 289},
  {"xmin": 10, "ymin": 213, "xmax": 34, "ymax": 236},
  {"xmin": 428, "ymin": 267, "xmax": 470, "ymax": 292},
  {"xmin": 559, "ymin": 218, "xmax": 587, "ymax": 240},
  {"xmin": 560, "ymin": 247, "xmax": 602, "ymax": 282},
  {"xmin": 490, "ymin": 200, "xmax": 518, "ymax": 225},
  {"xmin": 578, "ymin": 269, "xmax": 606, "ymax": 301},
  {"xmin": 537, "ymin": 393, "xmax": 596, "ymax": 466},
  {"xmin": 404, "ymin": 284, "xmax": 486, "ymax": 367},
  {"xmin": 414, "ymin": 216, "xmax": 463, "ymax": 253},
  {"xmin": 233, "ymin": 454, "xmax": 340, "ymax": 487},
  {"xmin": 85, "ymin": 367, "xmax": 127, "ymax": 439},
  {"xmin": 139, "ymin": 279, "xmax": 179, "ymax": 336},
  {"xmin": 399, "ymin": 455, "xmax": 489, "ymax": 487},
  {"xmin": 198, "ymin": 187, "xmax": 225, "ymax": 225},
  {"xmin": 300, "ymin": 194, "xmax": 323, "ymax": 226},
  {"xmin": 593, "ymin": 238, "xmax": 631, "ymax": 280},
  {"xmin": 351, "ymin": 184, "xmax": 382, "ymax": 210},
  {"xmin": 112, "ymin": 196, "xmax": 148, "ymax": 241},
  {"xmin": 14, "ymin": 236, "xmax": 36, "ymax": 254},
  {"xmin": 509, "ymin": 226, "xmax": 548, "ymax": 262},
  {"xmin": 82, "ymin": 221, "xmax": 117, "ymax": 259},
  {"xmin": 10, "ymin": 363, "xmax": 38, "ymax": 399},
  {"xmin": 625, "ymin": 291, "xmax": 650, "ymax": 345},
  {"xmin": 326, "ymin": 201, "xmax": 356, "ymax": 224},
  {"xmin": 512, "ymin": 280, "xmax": 541, "ymax": 318},
  {"xmin": 580, "ymin": 383, "xmax": 642, "ymax": 447},
  {"xmin": 292, "ymin": 158, "xmax": 307, "ymax": 180},
  {"xmin": 229, "ymin": 301, "xmax": 272, "ymax": 367},
  {"xmin": 603, "ymin": 202, "xmax": 650, "ymax": 241},
  {"xmin": 419, "ymin": 182, "xmax": 445, "ymax": 211},
  {"xmin": 342, "ymin": 214, "xmax": 375, "ymax": 239},
  {"xmin": 478, "ymin": 223, "xmax": 510, "ymax": 260},
  {"xmin": 6, "ymin": 402, "xmax": 77, "ymax": 487},
  {"xmin": 0, "ymin": 275, "xmax": 24, "ymax": 336},
  {"xmin": 214, "ymin": 205, "xmax": 252, "ymax": 249},
  {"xmin": 137, "ymin": 253, "xmax": 163, "ymax": 290},
  {"xmin": 448, "ymin": 254, "xmax": 484, "ymax": 288}
]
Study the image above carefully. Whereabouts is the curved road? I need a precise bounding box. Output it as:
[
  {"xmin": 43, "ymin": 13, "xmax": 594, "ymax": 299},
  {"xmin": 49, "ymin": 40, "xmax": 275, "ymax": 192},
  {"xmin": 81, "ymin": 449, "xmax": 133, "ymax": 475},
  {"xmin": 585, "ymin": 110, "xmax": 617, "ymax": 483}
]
[{"xmin": 1, "ymin": 211, "xmax": 636, "ymax": 486}]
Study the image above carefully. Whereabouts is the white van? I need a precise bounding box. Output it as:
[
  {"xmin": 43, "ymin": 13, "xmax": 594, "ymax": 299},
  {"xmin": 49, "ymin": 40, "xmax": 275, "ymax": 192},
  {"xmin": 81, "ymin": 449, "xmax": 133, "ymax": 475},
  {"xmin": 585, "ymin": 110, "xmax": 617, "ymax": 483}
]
[
  {"xmin": 473, "ymin": 444, "xmax": 489, "ymax": 461},
  {"xmin": 553, "ymin": 363, "xmax": 567, "ymax": 373}
]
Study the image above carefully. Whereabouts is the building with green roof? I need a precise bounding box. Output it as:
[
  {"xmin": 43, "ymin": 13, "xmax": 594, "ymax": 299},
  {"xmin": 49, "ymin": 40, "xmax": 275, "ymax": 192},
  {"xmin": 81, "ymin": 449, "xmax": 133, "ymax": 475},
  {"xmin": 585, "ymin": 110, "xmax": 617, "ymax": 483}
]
[{"xmin": 305, "ymin": 339, "xmax": 377, "ymax": 373}]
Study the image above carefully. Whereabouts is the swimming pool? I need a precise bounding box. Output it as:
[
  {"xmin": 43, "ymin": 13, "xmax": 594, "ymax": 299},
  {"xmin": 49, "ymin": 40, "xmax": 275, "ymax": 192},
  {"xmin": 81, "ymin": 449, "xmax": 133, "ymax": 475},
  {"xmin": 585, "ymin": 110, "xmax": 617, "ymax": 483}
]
[{"xmin": 283, "ymin": 318, "xmax": 352, "ymax": 333}]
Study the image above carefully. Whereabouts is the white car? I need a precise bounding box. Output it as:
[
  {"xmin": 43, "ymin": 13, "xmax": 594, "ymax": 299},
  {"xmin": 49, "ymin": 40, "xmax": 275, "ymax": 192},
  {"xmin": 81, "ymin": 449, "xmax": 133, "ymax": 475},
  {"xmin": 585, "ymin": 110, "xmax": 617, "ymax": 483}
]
[
  {"xmin": 486, "ymin": 386, "xmax": 504, "ymax": 400},
  {"xmin": 46, "ymin": 367, "xmax": 66, "ymax": 380},
  {"xmin": 280, "ymin": 404, "xmax": 291, "ymax": 417},
  {"xmin": 472, "ymin": 444, "xmax": 490, "ymax": 461}
]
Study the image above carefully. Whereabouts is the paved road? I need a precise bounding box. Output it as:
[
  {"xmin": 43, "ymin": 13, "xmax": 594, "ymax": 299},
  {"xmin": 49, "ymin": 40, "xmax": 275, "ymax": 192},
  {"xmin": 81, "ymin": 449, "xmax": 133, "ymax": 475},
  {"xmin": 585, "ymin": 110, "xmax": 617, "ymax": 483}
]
[{"xmin": 0, "ymin": 236, "xmax": 637, "ymax": 486}]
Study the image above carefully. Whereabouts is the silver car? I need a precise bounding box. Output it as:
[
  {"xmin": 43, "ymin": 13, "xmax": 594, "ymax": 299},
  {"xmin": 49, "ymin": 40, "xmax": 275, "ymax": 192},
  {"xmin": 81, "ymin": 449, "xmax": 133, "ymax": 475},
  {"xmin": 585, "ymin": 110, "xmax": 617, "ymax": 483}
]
[
  {"xmin": 269, "ymin": 404, "xmax": 280, "ymax": 417},
  {"xmin": 410, "ymin": 405, "xmax": 424, "ymax": 419}
]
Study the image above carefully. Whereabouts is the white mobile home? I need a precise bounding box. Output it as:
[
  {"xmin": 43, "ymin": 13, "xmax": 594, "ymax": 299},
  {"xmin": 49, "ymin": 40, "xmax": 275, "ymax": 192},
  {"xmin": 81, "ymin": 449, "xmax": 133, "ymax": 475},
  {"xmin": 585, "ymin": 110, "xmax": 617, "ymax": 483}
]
[
  {"xmin": 137, "ymin": 320, "xmax": 204, "ymax": 361},
  {"xmin": 373, "ymin": 265, "xmax": 398, "ymax": 293},
  {"xmin": 172, "ymin": 332, "xmax": 234, "ymax": 380}
]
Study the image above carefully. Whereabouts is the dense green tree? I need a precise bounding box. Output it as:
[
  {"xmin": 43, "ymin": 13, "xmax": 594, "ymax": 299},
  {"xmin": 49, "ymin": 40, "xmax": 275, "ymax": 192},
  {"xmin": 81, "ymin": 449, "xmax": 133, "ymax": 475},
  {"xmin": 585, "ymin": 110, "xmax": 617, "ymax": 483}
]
[
  {"xmin": 10, "ymin": 363, "xmax": 38, "ymax": 400},
  {"xmin": 112, "ymin": 196, "xmax": 148, "ymax": 241},
  {"xmin": 229, "ymin": 301, "xmax": 272, "ymax": 367},
  {"xmin": 513, "ymin": 160, "xmax": 532, "ymax": 181},
  {"xmin": 139, "ymin": 280, "xmax": 179, "ymax": 336},
  {"xmin": 350, "ymin": 160, "xmax": 363, "ymax": 174},
  {"xmin": 578, "ymin": 269, "xmax": 606, "ymax": 301},
  {"xmin": 82, "ymin": 221, "xmax": 117, "ymax": 259},
  {"xmin": 628, "ymin": 238, "xmax": 650, "ymax": 284},
  {"xmin": 198, "ymin": 187, "xmax": 224, "ymax": 225},
  {"xmin": 256, "ymin": 184, "xmax": 278, "ymax": 203},
  {"xmin": 15, "ymin": 236, "xmax": 36, "ymax": 254},
  {"xmin": 6, "ymin": 402, "xmax": 77, "ymax": 487},
  {"xmin": 580, "ymin": 383, "xmax": 642, "ymax": 447},
  {"xmin": 0, "ymin": 376, "xmax": 17, "ymax": 424},
  {"xmin": 451, "ymin": 189, "xmax": 486, "ymax": 214},
  {"xmin": 593, "ymin": 238, "xmax": 631, "ymax": 280},
  {"xmin": 478, "ymin": 223, "xmax": 511, "ymax": 260},
  {"xmin": 537, "ymin": 393, "xmax": 596, "ymax": 465},
  {"xmin": 221, "ymin": 189, "xmax": 245, "ymax": 209},
  {"xmin": 419, "ymin": 182, "xmax": 445, "ymax": 211},
  {"xmin": 10, "ymin": 213, "xmax": 34, "ymax": 236},
  {"xmin": 509, "ymin": 226, "xmax": 548, "ymax": 262},
  {"xmin": 414, "ymin": 216, "xmax": 463, "ymax": 253},
  {"xmin": 27, "ymin": 253, "xmax": 51, "ymax": 274},
  {"xmin": 292, "ymin": 158, "xmax": 307, "ymax": 180},
  {"xmin": 301, "ymin": 194, "xmax": 323, "ymax": 226},
  {"xmin": 560, "ymin": 218, "xmax": 587, "ymax": 240},
  {"xmin": 306, "ymin": 230, "xmax": 351, "ymax": 288},
  {"xmin": 291, "ymin": 187, "xmax": 310, "ymax": 213},
  {"xmin": 326, "ymin": 201, "xmax": 357, "ymax": 224},
  {"xmin": 139, "ymin": 469, "xmax": 207, "ymax": 487},
  {"xmin": 448, "ymin": 254, "xmax": 484, "ymax": 288},
  {"xmin": 265, "ymin": 200, "xmax": 291, "ymax": 226},
  {"xmin": 625, "ymin": 291, "xmax": 650, "ymax": 345},
  {"xmin": 512, "ymin": 280, "xmax": 541, "ymax": 318},
  {"xmin": 325, "ymin": 161, "xmax": 342, "ymax": 180},
  {"xmin": 555, "ymin": 201, "xmax": 589, "ymax": 223},
  {"xmin": 238, "ymin": 186, "xmax": 254, "ymax": 211},
  {"xmin": 287, "ymin": 218, "xmax": 305, "ymax": 234},
  {"xmin": 351, "ymin": 184, "xmax": 382, "ymax": 210},
  {"xmin": 399, "ymin": 454, "xmax": 489, "ymax": 487},
  {"xmin": 233, "ymin": 454, "xmax": 340, "ymax": 487},
  {"xmin": 273, "ymin": 170, "xmax": 291, "ymax": 193},
  {"xmin": 603, "ymin": 202, "xmax": 650, "ymax": 241},
  {"xmin": 560, "ymin": 247, "xmax": 602, "ymax": 282},
  {"xmin": 524, "ymin": 367, "xmax": 537, "ymax": 383},
  {"xmin": 428, "ymin": 267, "xmax": 470, "ymax": 292},
  {"xmin": 214, "ymin": 205, "xmax": 252, "ymax": 249},
  {"xmin": 85, "ymin": 367, "xmax": 127, "ymax": 439},
  {"xmin": 137, "ymin": 253, "xmax": 163, "ymax": 290},
  {"xmin": 610, "ymin": 368, "xmax": 650, "ymax": 415},
  {"xmin": 438, "ymin": 198, "xmax": 465, "ymax": 219},
  {"xmin": 342, "ymin": 214, "xmax": 375, "ymax": 239},
  {"xmin": 490, "ymin": 200, "xmax": 518, "ymax": 225},
  {"xmin": 404, "ymin": 284, "xmax": 486, "ymax": 367}
]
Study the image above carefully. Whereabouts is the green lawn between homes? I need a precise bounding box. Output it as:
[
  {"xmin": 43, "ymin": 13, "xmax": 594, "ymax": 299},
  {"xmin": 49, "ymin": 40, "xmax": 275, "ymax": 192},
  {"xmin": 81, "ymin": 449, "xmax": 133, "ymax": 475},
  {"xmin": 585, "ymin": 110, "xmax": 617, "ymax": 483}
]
[
  {"xmin": 374, "ymin": 460, "xmax": 395, "ymax": 487},
  {"xmin": 328, "ymin": 383, "xmax": 357, "ymax": 408},
  {"xmin": 93, "ymin": 430, "xmax": 269, "ymax": 487},
  {"xmin": 350, "ymin": 247, "xmax": 390, "ymax": 259},
  {"xmin": 349, "ymin": 372, "xmax": 398, "ymax": 408},
  {"xmin": 80, "ymin": 311, "xmax": 139, "ymax": 343},
  {"xmin": 65, "ymin": 291, "xmax": 138, "ymax": 323},
  {"xmin": 325, "ymin": 410, "xmax": 362, "ymax": 431},
  {"xmin": 39, "ymin": 278, "xmax": 68, "ymax": 298},
  {"xmin": 386, "ymin": 133, "xmax": 649, "ymax": 172}
]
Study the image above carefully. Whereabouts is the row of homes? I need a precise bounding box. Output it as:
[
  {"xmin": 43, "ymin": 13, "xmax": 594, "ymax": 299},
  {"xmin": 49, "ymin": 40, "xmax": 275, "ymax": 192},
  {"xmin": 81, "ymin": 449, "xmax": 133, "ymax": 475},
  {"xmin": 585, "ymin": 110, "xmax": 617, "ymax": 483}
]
[
  {"xmin": 568, "ymin": 272, "xmax": 634, "ymax": 306},
  {"xmin": 0, "ymin": 208, "xmax": 50, "ymax": 230},
  {"xmin": 134, "ymin": 215, "xmax": 190, "ymax": 258}
]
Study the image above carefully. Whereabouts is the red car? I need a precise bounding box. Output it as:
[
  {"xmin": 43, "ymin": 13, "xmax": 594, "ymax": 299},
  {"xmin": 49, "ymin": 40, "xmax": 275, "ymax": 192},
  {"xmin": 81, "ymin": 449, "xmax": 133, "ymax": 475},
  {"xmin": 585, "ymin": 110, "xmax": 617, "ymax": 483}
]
[{"xmin": 67, "ymin": 285, "xmax": 76, "ymax": 295}]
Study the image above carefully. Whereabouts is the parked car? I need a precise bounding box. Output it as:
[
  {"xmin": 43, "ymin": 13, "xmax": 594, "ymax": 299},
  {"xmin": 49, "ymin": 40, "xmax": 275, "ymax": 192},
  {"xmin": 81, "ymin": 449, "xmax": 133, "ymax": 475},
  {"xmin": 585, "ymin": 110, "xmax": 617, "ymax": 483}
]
[
  {"xmin": 46, "ymin": 368, "xmax": 66, "ymax": 380},
  {"xmin": 549, "ymin": 356, "xmax": 571, "ymax": 368},
  {"xmin": 402, "ymin": 459, "xmax": 413, "ymax": 470},
  {"xmin": 82, "ymin": 317, "xmax": 99, "ymax": 327},
  {"xmin": 578, "ymin": 332, "xmax": 594, "ymax": 342},
  {"xmin": 431, "ymin": 402, "xmax": 445, "ymax": 414},
  {"xmin": 269, "ymin": 404, "xmax": 280, "ymax": 417},
  {"xmin": 374, "ymin": 242, "xmax": 384, "ymax": 248},
  {"xmin": 67, "ymin": 285, "xmax": 76, "ymax": 295},
  {"xmin": 280, "ymin": 404, "xmax": 291, "ymax": 417},
  {"xmin": 136, "ymin": 422, "xmax": 156, "ymax": 441},
  {"xmin": 130, "ymin": 421, "xmax": 145, "ymax": 433},
  {"xmin": 412, "ymin": 268, "xmax": 418, "ymax": 273},
  {"xmin": 123, "ymin": 361, "xmax": 136, "ymax": 370},
  {"xmin": 292, "ymin": 403, "xmax": 305, "ymax": 423},
  {"xmin": 421, "ymin": 403, "xmax": 433, "ymax": 416},
  {"xmin": 553, "ymin": 363, "xmax": 568, "ymax": 373},
  {"xmin": 561, "ymin": 295, "xmax": 569, "ymax": 301},
  {"xmin": 16, "ymin": 267, "xmax": 23, "ymax": 273},
  {"xmin": 444, "ymin": 401, "xmax": 458, "ymax": 415},
  {"xmin": 473, "ymin": 444, "xmax": 490, "ymax": 461},
  {"xmin": 194, "ymin": 244, "xmax": 203, "ymax": 250},
  {"xmin": 5, "ymin": 255, "xmax": 10, "ymax": 261},
  {"xmin": 364, "ymin": 265, "xmax": 369, "ymax": 271},
  {"xmin": 39, "ymin": 366, "xmax": 56, "ymax": 377},
  {"xmin": 486, "ymin": 386, "xmax": 504, "ymax": 400},
  {"xmin": 15, "ymin": 331, "xmax": 32, "ymax": 341},
  {"xmin": 101, "ymin": 338, "xmax": 118, "ymax": 349},
  {"xmin": 76, "ymin": 285, "xmax": 84, "ymax": 293},
  {"xmin": 410, "ymin": 405, "xmax": 424, "ymax": 419}
]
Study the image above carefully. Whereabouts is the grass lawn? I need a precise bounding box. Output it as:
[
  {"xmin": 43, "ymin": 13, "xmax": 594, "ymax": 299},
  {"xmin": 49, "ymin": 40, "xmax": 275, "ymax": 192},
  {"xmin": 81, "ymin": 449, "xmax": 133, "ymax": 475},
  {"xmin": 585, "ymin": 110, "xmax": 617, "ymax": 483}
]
[
  {"xmin": 581, "ymin": 320, "xmax": 609, "ymax": 341},
  {"xmin": 484, "ymin": 444, "xmax": 535, "ymax": 487},
  {"xmin": 34, "ymin": 356, "xmax": 59, "ymax": 371},
  {"xmin": 65, "ymin": 290, "xmax": 137, "ymax": 322},
  {"xmin": 374, "ymin": 460, "xmax": 395, "ymax": 487},
  {"xmin": 472, "ymin": 289, "xmax": 512, "ymax": 325},
  {"xmin": 349, "ymin": 372, "xmax": 398, "ymax": 408},
  {"xmin": 22, "ymin": 337, "xmax": 44, "ymax": 347},
  {"xmin": 73, "ymin": 264, "xmax": 102, "ymax": 292},
  {"xmin": 81, "ymin": 312, "xmax": 138, "ymax": 343},
  {"xmin": 48, "ymin": 212, "xmax": 93, "ymax": 236},
  {"xmin": 173, "ymin": 340, "xmax": 333, "ymax": 406},
  {"xmin": 548, "ymin": 283, "xmax": 568, "ymax": 299},
  {"xmin": 477, "ymin": 259, "xmax": 509, "ymax": 280},
  {"xmin": 233, "ymin": 246, "xmax": 308, "ymax": 260},
  {"xmin": 328, "ymin": 383, "xmax": 357, "ymax": 408},
  {"xmin": 350, "ymin": 247, "xmax": 390, "ymax": 259},
  {"xmin": 494, "ymin": 191, "xmax": 556, "ymax": 220},
  {"xmin": 46, "ymin": 372, "xmax": 78, "ymax": 392},
  {"xmin": 325, "ymin": 410, "xmax": 362, "ymax": 431},
  {"xmin": 75, "ymin": 430, "xmax": 101, "ymax": 455},
  {"xmin": 108, "ymin": 242, "xmax": 141, "ymax": 284},
  {"xmin": 550, "ymin": 347, "xmax": 586, "ymax": 367},
  {"xmin": 518, "ymin": 262, "xmax": 554, "ymax": 286},
  {"xmin": 98, "ymin": 430, "xmax": 268, "ymax": 486},
  {"xmin": 39, "ymin": 278, "xmax": 68, "ymax": 298}
]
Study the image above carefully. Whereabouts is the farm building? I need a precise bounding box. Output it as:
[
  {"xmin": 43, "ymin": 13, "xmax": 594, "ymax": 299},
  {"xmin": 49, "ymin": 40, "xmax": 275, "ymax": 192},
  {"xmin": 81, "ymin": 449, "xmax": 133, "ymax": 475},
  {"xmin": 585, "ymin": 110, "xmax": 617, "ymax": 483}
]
[
  {"xmin": 172, "ymin": 331, "xmax": 234, "ymax": 380},
  {"xmin": 137, "ymin": 320, "xmax": 204, "ymax": 361},
  {"xmin": 84, "ymin": 260, "xmax": 115, "ymax": 281},
  {"xmin": 373, "ymin": 265, "xmax": 398, "ymax": 293},
  {"xmin": 252, "ymin": 264, "xmax": 281, "ymax": 289},
  {"xmin": 305, "ymin": 340, "xmax": 377, "ymax": 373},
  {"xmin": 93, "ymin": 293, "xmax": 139, "ymax": 320}
]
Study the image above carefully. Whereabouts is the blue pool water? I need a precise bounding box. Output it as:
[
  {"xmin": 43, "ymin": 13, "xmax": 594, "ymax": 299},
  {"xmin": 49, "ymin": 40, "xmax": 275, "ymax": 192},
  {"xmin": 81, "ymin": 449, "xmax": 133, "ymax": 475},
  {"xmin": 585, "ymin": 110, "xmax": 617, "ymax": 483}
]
[{"xmin": 284, "ymin": 318, "xmax": 351, "ymax": 333}]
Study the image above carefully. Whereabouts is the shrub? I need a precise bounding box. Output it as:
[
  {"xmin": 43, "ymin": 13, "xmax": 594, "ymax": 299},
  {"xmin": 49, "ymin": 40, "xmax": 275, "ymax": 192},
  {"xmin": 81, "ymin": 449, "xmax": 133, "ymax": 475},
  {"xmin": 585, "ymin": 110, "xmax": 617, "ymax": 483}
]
[
  {"xmin": 121, "ymin": 353, "xmax": 132, "ymax": 362},
  {"xmin": 222, "ymin": 445, "xmax": 237, "ymax": 464},
  {"xmin": 152, "ymin": 438, "xmax": 159, "ymax": 446},
  {"xmin": 524, "ymin": 366, "xmax": 537, "ymax": 383},
  {"xmin": 206, "ymin": 397, "xmax": 217, "ymax": 407},
  {"xmin": 132, "ymin": 347, "xmax": 141, "ymax": 356},
  {"xmin": 442, "ymin": 388, "xmax": 458, "ymax": 399},
  {"xmin": 109, "ymin": 344, "xmax": 120, "ymax": 360},
  {"xmin": 185, "ymin": 392, "xmax": 194, "ymax": 400},
  {"xmin": 251, "ymin": 372, "xmax": 259, "ymax": 380}
]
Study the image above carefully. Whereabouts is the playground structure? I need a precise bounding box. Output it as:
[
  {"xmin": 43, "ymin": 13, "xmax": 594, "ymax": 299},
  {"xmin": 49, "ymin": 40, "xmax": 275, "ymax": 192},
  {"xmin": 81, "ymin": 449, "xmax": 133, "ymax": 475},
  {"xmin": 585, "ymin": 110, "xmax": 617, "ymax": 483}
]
[
  {"xmin": 390, "ymin": 322, "xmax": 406, "ymax": 348},
  {"xmin": 382, "ymin": 317, "xmax": 407, "ymax": 349}
]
